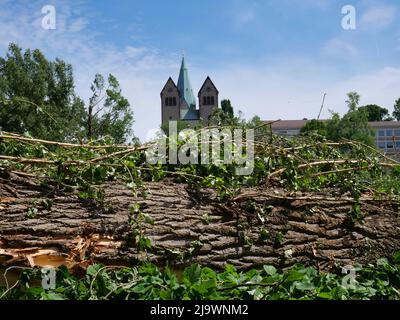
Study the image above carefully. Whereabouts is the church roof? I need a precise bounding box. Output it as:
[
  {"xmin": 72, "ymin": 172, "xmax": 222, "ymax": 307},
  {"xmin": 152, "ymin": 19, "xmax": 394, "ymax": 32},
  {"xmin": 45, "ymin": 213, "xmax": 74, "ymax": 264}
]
[
  {"xmin": 160, "ymin": 77, "xmax": 178, "ymax": 96},
  {"xmin": 180, "ymin": 108, "xmax": 200, "ymax": 120},
  {"xmin": 177, "ymin": 56, "xmax": 196, "ymax": 109},
  {"xmin": 198, "ymin": 76, "xmax": 219, "ymax": 96}
]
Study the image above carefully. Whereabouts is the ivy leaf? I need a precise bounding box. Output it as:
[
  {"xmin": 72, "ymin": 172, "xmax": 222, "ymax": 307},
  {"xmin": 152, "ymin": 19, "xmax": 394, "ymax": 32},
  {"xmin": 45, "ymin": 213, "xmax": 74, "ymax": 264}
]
[
  {"xmin": 87, "ymin": 264, "xmax": 103, "ymax": 277},
  {"xmin": 40, "ymin": 292, "xmax": 64, "ymax": 300},
  {"xmin": 263, "ymin": 265, "xmax": 277, "ymax": 276},
  {"xmin": 183, "ymin": 264, "xmax": 201, "ymax": 287}
]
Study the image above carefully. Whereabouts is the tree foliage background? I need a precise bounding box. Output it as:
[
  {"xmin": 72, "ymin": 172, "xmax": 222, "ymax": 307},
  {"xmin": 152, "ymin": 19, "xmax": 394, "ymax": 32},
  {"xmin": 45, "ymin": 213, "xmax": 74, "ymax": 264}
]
[
  {"xmin": 301, "ymin": 92, "xmax": 376, "ymax": 146},
  {"xmin": 87, "ymin": 73, "xmax": 133, "ymax": 144},
  {"xmin": 0, "ymin": 43, "xmax": 134, "ymax": 143}
]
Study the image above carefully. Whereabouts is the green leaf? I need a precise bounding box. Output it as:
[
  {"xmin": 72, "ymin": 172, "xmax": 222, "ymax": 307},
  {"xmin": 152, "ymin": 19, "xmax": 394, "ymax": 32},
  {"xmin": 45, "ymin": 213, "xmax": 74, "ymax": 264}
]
[
  {"xmin": 183, "ymin": 264, "xmax": 201, "ymax": 287},
  {"xmin": 263, "ymin": 265, "xmax": 277, "ymax": 276},
  {"xmin": 285, "ymin": 270, "xmax": 305, "ymax": 283},
  {"xmin": 318, "ymin": 292, "xmax": 333, "ymax": 299},
  {"xmin": 295, "ymin": 282, "xmax": 315, "ymax": 292},
  {"xmin": 143, "ymin": 213, "xmax": 154, "ymax": 225},
  {"xmin": 87, "ymin": 264, "xmax": 103, "ymax": 277},
  {"xmin": 132, "ymin": 283, "xmax": 150, "ymax": 294},
  {"xmin": 138, "ymin": 236, "xmax": 152, "ymax": 250},
  {"xmin": 93, "ymin": 166, "xmax": 107, "ymax": 183},
  {"xmin": 40, "ymin": 292, "xmax": 64, "ymax": 300},
  {"xmin": 392, "ymin": 251, "xmax": 400, "ymax": 264}
]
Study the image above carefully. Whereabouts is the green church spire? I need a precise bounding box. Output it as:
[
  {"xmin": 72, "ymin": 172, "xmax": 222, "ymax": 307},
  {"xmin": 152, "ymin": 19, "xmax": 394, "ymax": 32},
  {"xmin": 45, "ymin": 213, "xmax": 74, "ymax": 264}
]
[{"xmin": 177, "ymin": 56, "xmax": 196, "ymax": 109}]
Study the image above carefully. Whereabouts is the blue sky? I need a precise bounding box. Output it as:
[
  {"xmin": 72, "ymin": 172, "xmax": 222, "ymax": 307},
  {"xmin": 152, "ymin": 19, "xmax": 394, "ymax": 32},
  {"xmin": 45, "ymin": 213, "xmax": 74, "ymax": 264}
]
[{"xmin": 1, "ymin": 0, "xmax": 400, "ymax": 140}]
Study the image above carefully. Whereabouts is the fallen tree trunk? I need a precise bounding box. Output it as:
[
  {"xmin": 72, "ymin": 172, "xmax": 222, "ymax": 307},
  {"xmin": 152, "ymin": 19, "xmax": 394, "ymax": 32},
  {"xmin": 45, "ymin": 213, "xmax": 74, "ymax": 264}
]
[{"xmin": 1, "ymin": 172, "xmax": 400, "ymax": 272}]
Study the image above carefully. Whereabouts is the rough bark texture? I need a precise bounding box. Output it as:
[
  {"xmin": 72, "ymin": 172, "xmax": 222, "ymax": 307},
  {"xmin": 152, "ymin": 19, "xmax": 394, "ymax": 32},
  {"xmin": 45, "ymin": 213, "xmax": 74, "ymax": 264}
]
[{"xmin": 1, "ymin": 172, "xmax": 400, "ymax": 272}]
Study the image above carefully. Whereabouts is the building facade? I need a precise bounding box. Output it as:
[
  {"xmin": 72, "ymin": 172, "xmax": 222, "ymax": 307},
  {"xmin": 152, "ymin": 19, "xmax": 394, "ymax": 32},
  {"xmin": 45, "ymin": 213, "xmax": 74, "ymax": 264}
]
[
  {"xmin": 268, "ymin": 119, "xmax": 400, "ymax": 158},
  {"xmin": 161, "ymin": 57, "xmax": 219, "ymax": 126},
  {"xmin": 370, "ymin": 121, "xmax": 400, "ymax": 157}
]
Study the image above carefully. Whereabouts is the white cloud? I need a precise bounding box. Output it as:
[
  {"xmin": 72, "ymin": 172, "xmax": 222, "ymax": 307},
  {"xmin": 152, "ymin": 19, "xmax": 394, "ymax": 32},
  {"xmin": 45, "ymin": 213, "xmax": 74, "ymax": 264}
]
[
  {"xmin": 69, "ymin": 17, "xmax": 88, "ymax": 32},
  {"xmin": 322, "ymin": 38, "xmax": 358, "ymax": 58},
  {"xmin": 209, "ymin": 62, "xmax": 400, "ymax": 123},
  {"xmin": 360, "ymin": 5, "xmax": 397, "ymax": 31},
  {"xmin": 124, "ymin": 46, "xmax": 146, "ymax": 58}
]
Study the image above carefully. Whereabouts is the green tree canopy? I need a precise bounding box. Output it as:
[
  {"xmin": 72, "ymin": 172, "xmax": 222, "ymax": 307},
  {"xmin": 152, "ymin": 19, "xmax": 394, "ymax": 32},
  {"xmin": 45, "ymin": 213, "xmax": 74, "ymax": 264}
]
[
  {"xmin": 358, "ymin": 104, "xmax": 392, "ymax": 121},
  {"xmin": 87, "ymin": 73, "xmax": 133, "ymax": 144},
  {"xmin": 0, "ymin": 43, "xmax": 134, "ymax": 143},
  {"xmin": 209, "ymin": 99, "xmax": 241, "ymax": 127},
  {"xmin": 393, "ymin": 98, "xmax": 400, "ymax": 121},
  {"xmin": 301, "ymin": 92, "xmax": 375, "ymax": 146},
  {"xmin": 221, "ymin": 99, "xmax": 234, "ymax": 117},
  {"xmin": 160, "ymin": 119, "xmax": 192, "ymax": 136},
  {"xmin": 300, "ymin": 119, "xmax": 327, "ymax": 136},
  {"xmin": 245, "ymin": 115, "xmax": 272, "ymax": 142},
  {"xmin": 0, "ymin": 43, "xmax": 86, "ymax": 141},
  {"xmin": 345, "ymin": 92, "xmax": 360, "ymax": 112}
]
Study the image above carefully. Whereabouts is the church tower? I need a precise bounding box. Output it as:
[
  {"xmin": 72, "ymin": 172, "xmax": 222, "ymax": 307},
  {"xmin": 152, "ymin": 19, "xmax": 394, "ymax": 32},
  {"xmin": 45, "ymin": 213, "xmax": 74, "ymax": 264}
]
[
  {"xmin": 198, "ymin": 76, "xmax": 219, "ymax": 123},
  {"xmin": 161, "ymin": 56, "xmax": 219, "ymax": 126},
  {"xmin": 176, "ymin": 56, "xmax": 199, "ymax": 122},
  {"xmin": 160, "ymin": 77, "xmax": 180, "ymax": 125},
  {"xmin": 177, "ymin": 56, "xmax": 196, "ymax": 110}
]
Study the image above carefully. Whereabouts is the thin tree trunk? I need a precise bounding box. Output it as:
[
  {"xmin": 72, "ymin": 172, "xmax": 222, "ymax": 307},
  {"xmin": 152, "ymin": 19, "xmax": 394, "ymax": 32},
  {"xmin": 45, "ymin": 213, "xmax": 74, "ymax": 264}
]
[{"xmin": 87, "ymin": 103, "xmax": 93, "ymax": 140}]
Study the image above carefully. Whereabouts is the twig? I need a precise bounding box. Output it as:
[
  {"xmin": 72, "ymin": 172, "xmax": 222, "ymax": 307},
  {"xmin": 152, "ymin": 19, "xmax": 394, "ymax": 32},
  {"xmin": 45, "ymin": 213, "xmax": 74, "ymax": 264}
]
[
  {"xmin": 267, "ymin": 160, "xmax": 397, "ymax": 180},
  {"xmin": 306, "ymin": 166, "xmax": 371, "ymax": 177},
  {"xmin": 89, "ymin": 265, "xmax": 128, "ymax": 299},
  {"xmin": 90, "ymin": 145, "xmax": 150, "ymax": 163},
  {"xmin": 0, "ymin": 266, "xmax": 30, "ymax": 299},
  {"xmin": 0, "ymin": 155, "xmax": 58, "ymax": 165},
  {"xmin": 217, "ymin": 281, "xmax": 280, "ymax": 291},
  {"xmin": 343, "ymin": 138, "xmax": 400, "ymax": 165},
  {"xmin": 0, "ymin": 132, "xmax": 128, "ymax": 149}
]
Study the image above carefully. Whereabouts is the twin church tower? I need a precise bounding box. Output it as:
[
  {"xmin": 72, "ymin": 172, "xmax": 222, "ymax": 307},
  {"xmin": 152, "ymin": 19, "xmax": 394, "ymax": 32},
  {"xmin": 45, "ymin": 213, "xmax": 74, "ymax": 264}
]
[{"xmin": 161, "ymin": 56, "xmax": 219, "ymax": 125}]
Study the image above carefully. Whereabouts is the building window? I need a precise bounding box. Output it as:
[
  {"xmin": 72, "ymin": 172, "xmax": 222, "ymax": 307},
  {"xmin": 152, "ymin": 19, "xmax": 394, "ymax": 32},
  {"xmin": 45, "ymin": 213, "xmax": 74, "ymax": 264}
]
[
  {"xmin": 203, "ymin": 96, "xmax": 215, "ymax": 106},
  {"xmin": 378, "ymin": 130, "xmax": 385, "ymax": 137},
  {"xmin": 165, "ymin": 97, "xmax": 177, "ymax": 106},
  {"xmin": 394, "ymin": 129, "xmax": 400, "ymax": 136},
  {"xmin": 387, "ymin": 141, "xmax": 394, "ymax": 149},
  {"xmin": 387, "ymin": 129, "xmax": 393, "ymax": 137},
  {"xmin": 396, "ymin": 141, "xmax": 400, "ymax": 149},
  {"xmin": 378, "ymin": 141, "xmax": 385, "ymax": 149}
]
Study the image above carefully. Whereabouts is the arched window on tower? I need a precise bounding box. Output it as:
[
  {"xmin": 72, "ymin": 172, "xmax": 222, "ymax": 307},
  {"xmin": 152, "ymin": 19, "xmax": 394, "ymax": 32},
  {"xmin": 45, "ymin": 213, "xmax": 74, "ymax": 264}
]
[
  {"xmin": 203, "ymin": 96, "xmax": 215, "ymax": 106},
  {"xmin": 165, "ymin": 97, "xmax": 177, "ymax": 106}
]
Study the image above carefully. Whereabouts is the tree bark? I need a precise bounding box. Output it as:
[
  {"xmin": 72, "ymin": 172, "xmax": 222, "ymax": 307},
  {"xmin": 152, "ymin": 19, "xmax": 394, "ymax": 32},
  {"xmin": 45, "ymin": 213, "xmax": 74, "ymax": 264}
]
[
  {"xmin": 87, "ymin": 103, "xmax": 93, "ymax": 140},
  {"xmin": 1, "ymin": 172, "xmax": 400, "ymax": 272}
]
